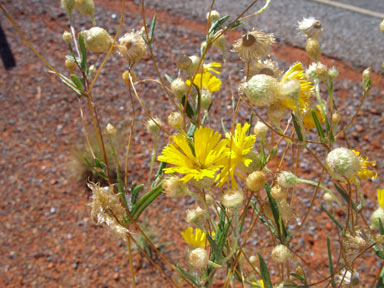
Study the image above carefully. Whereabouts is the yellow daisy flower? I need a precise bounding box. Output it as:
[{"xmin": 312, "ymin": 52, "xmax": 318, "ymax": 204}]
[
  {"xmin": 280, "ymin": 62, "xmax": 313, "ymax": 111},
  {"xmin": 217, "ymin": 123, "xmax": 257, "ymax": 188},
  {"xmin": 251, "ymin": 280, "xmax": 265, "ymax": 288},
  {"xmin": 377, "ymin": 189, "xmax": 384, "ymax": 209},
  {"xmin": 352, "ymin": 150, "xmax": 377, "ymax": 181},
  {"xmin": 158, "ymin": 127, "xmax": 228, "ymax": 183},
  {"xmin": 181, "ymin": 227, "xmax": 207, "ymax": 248},
  {"xmin": 186, "ymin": 71, "xmax": 222, "ymax": 93}
]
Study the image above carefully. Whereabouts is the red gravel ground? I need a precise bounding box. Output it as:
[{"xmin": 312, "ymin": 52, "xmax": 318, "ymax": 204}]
[{"xmin": 1, "ymin": 0, "xmax": 384, "ymax": 287}]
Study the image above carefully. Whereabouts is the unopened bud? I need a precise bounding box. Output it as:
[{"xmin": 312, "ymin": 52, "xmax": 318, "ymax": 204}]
[
  {"xmin": 201, "ymin": 90, "xmax": 212, "ymax": 110},
  {"xmin": 245, "ymin": 74, "xmax": 279, "ymax": 107},
  {"xmin": 61, "ymin": 0, "xmax": 75, "ymax": 15},
  {"xmin": 246, "ymin": 171, "xmax": 266, "ymax": 192},
  {"xmin": 146, "ymin": 118, "xmax": 162, "ymax": 135},
  {"xmin": 222, "ymin": 189, "xmax": 244, "ymax": 209},
  {"xmin": 176, "ymin": 55, "xmax": 192, "ymax": 71},
  {"xmin": 306, "ymin": 38, "xmax": 321, "ymax": 61},
  {"xmin": 89, "ymin": 64, "xmax": 96, "ymax": 77},
  {"xmin": 188, "ymin": 248, "xmax": 209, "ymax": 269},
  {"xmin": 75, "ymin": 0, "xmax": 96, "ymax": 25},
  {"xmin": 238, "ymin": 150, "xmax": 262, "ymax": 173},
  {"xmin": 62, "ymin": 31, "xmax": 73, "ymax": 45},
  {"xmin": 249, "ymin": 255, "xmax": 257, "ymax": 265},
  {"xmin": 277, "ymin": 171, "xmax": 298, "ymax": 189},
  {"xmin": 253, "ymin": 121, "xmax": 268, "ymax": 139},
  {"xmin": 65, "ymin": 58, "xmax": 77, "ymax": 72},
  {"xmin": 122, "ymin": 70, "xmax": 136, "ymax": 86},
  {"xmin": 212, "ymin": 31, "xmax": 226, "ymax": 52},
  {"xmin": 328, "ymin": 66, "xmax": 339, "ymax": 79},
  {"xmin": 326, "ymin": 147, "xmax": 359, "ymax": 181},
  {"xmin": 323, "ymin": 192, "xmax": 333, "ymax": 204},
  {"xmin": 362, "ymin": 67, "xmax": 371, "ymax": 90},
  {"xmin": 271, "ymin": 244, "xmax": 291, "ymax": 263},
  {"xmin": 81, "ymin": 27, "xmax": 113, "ymax": 53},
  {"xmin": 271, "ymin": 185, "xmax": 288, "ymax": 201},
  {"xmin": 171, "ymin": 78, "xmax": 188, "ymax": 101},
  {"xmin": 188, "ymin": 55, "xmax": 203, "ymax": 75},
  {"xmin": 186, "ymin": 206, "xmax": 206, "ymax": 224},
  {"xmin": 106, "ymin": 123, "xmax": 116, "ymax": 135},
  {"xmin": 168, "ymin": 112, "xmax": 183, "ymax": 129},
  {"xmin": 332, "ymin": 112, "xmax": 341, "ymax": 124},
  {"xmin": 207, "ymin": 10, "xmax": 221, "ymax": 25}
]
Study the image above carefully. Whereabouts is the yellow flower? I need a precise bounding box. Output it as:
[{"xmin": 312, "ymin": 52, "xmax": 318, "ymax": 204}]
[
  {"xmin": 377, "ymin": 189, "xmax": 384, "ymax": 209},
  {"xmin": 251, "ymin": 280, "xmax": 264, "ymax": 288},
  {"xmin": 203, "ymin": 62, "xmax": 221, "ymax": 74},
  {"xmin": 181, "ymin": 227, "xmax": 207, "ymax": 248},
  {"xmin": 280, "ymin": 63, "xmax": 313, "ymax": 111},
  {"xmin": 186, "ymin": 71, "xmax": 221, "ymax": 93},
  {"xmin": 352, "ymin": 150, "xmax": 377, "ymax": 181},
  {"xmin": 158, "ymin": 127, "xmax": 228, "ymax": 183},
  {"xmin": 217, "ymin": 123, "xmax": 257, "ymax": 188},
  {"xmin": 303, "ymin": 105, "xmax": 324, "ymax": 130}
]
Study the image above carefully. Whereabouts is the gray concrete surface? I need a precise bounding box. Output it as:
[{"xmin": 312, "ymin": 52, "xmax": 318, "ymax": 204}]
[{"xmin": 138, "ymin": 0, "xmax": 384, "ymax": 71}]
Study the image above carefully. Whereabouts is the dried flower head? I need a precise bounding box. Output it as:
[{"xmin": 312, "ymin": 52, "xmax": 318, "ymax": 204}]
[
  {"xmin": 246, "ymin": 171, "xmax": 266, "ymax": 192},
  {"xmin": 168, "ymin": 112, "xmax": 183, "ymax": 129},
  {"xmin": 272, "ymin": 244, "xmax": 291, "ymax": 263},
  {"xmin": 105, "ymin": 123, "xmax": 116, "ymax": 135},
  {"xmin": 162, "ymin": 176, "xmax": 188, "ymax": 198},
  {"xmin": 185, "ymin": 206, "xmax": 206, "ymax": 225},
  {"xmin": 88, "ymin": 183, "xmax": 129, "ymax": 241},
  {"xmin": 188, "ymin": 248, "xmax": 209, "ymax": 269},
  {"xmin": 233, "ymin": 30, "xmax": 275, "ymax": 62},
  {"xmin": 146, "ymin": 118, "xmax": 162, "ymax": 135},
  {"xmin": 81, "ymin": 27, "xmax": 113, "ymax": 53},
  {"xmin": 62, "ymin": 31, "xmax": 73, "ymax": 45},
  {"xmin": 298, "ymin": 17, "xmax": 322, "ymax": 39},
  {"xmin": 222, "ymin": 189, "xmax": 244, "ymax": 209},
  {"xmin": 341, "ymin": 229, "xmax": 369, "ymax": 268},
  {"xmin": 118, "ymin": 32, "xmax": 147, "ymax": 65},
  {"xmin": 247, "ymin": 59, "xmax": 281, "ymax": 78},
  {"xmin": 336, "ymin": 269, "xmax": 360, "ymax": 287},
  {"xmin": 326, "ymin": 147, "xmax": 360, "ymax": 181},
  {"xmin": 277, "ymin": 171, "xmax": 298, "ymax": 189},
  {"xmin": 271, "ymin": 185, "xmax": 288, "ymax": 201},
  {"xmin": 243, "ymin": 74, "xmax": 279, "ymax": 107},
  {"xmin": 75, "ymin": 0, "xmax": 95, "ymax": 25}
]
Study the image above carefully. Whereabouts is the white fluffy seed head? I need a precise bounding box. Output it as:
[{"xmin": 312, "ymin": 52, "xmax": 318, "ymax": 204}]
[
  {"xmin": 370, "ymin": 207, "xmax": 384, "ymax": 229},
  {"xmin": 162, "ymin": 176, "xmax": 187, "ymax": 198},
  {"xmin": 325, "ymin": 148, "xmax": 360, "ymax": 181},
  {"xmin": 222, "ymin": 189, "xmax": 244, "ymax": 209},
  {"xmin": 271, "ymin": 185, "xmax": 288, "ymax": 201},
  {"xmin": 253, "ymin": 121, "xmax": 268, "ymax": 138},
  {"xmin": 244, "ymin": 74, "xmax": 279, "ymax": 107},
  {"xmin": 82, "ymin": 27, "xmax": 113, "ymax": 53},
  {"xmin": 188, "ymin": 248, "xmax": 209, "ymax": 269},
  {"xmin": 277, "ymin": 171, "xmax": 298, "ymax": 189},
  {"xmin": 168, "ymin": 112, "xmax": 183, "ymax": 129},
  {"xmin": 272, "ymin": 244, "xmax": 291, "ymax": 263},
  {"xmin": 118, "ymin": 32, "xmax": 147, "ymax": 65},
  {"xmin": 298, "ymin": 17, "xmax": 323, "ymax": 39}
]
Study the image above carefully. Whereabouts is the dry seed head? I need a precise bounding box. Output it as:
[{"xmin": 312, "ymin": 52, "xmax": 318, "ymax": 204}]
[
  {"xmin": 244, "ymin": 74, "xmax": 279, "ymax": 107},
  {"xmin": 277, "ymin": 171, "xmax": 298, "ymax": 189},
  {"xmin": 82, "ymin": 27, "xmax": 113, "ymax": 53},
  {"xmin": 323, "ymin": 192, "xmax": 334, "ymax": 204},
  {"xmin": 65, "ymin": 58, "xmax": 77, "ymax": 72},
  {"xmin": 61, "ymin": 0, "xmax": 75, "ymax": 15},
  {"xmin": 325, "ymin": 147, "xmax": 360, "ymax": 181},
  {"xmin": 272, "ymin": 244, "xmax": 291, "ymax": 263},
  {"xmin": 233, "ymin": 30, "xmax": 275, "ymax": 62},
  {"xmin": 238, "ymin": 150, "xmax": 262, "ymax": 173},
  {"xmin": 370, "ymin": 207, "xmax": 384, "ymax": 229},
  {"xmin": 306, "ymin": 38, "xmax": 321, "ymax": 61},
  {"xmin": 75, "ymin": 0, "xmax": 95, "ymax": 25},
  {"xmin": 328, "ymin": 66, "xmax": 339, "ymax": 79},
  {"xmin": 267, "ymin": 103, "xmax": 286, "ymax": 125},
  {"xmin": 188, "ymin": 248, "xmax": 209, "ymax": 269},
  {"xmin": 380, "ymin": 19, "xmax": 384, "ymax": 35},
  {"xmin": 222, "ymin": 189, "xmax": 244, "ymax": 209},
  {"xmin": 278, "ymin": 199, "xmax": 294, "ymax": 221},
  {"xmin": 207, "ymin": 10, "xmax": 221, "ymax": 24},
  {"xmin": 122, "ymin": 70, "xmax": 136, "ymax": 86},
  {"xmin": 271, "ymin": 185, "xmax": 288, "ymax": 201},
  {"xmin": 105, "ymin": 123, "xmax": 116, "ymax": 136},
  {"xmin": 171, "ymin": 78, "xmax": 188, "ymax": 101},
  {"xmin": 186, "ymin": 206, "xmax": 206, "ymax": 224},
  {"xmin": 253, "ymin": 121, "xmax": 268, "ymax": 138},
  {"xmin": 247, "ymin": 59, "xmax": 281, "ymax": 78},
  {"xmin": 146, "ymin": 118, "xmax": 162, "ymax": 135},
  {"xmin": 62, "ymin": 31, "xmax": 73, "ymax": 45},
  {"xmin": 162, "ymin": 176, "xmax": 188, "ymax": 198},
  {"xmin": 298, "ymin": 17, "xmax": 323, "ymax": 39},
  {"xmin": 168, "ymin": 112, "xmax": 183, "ymax": 129},
  {"xmin": 279, "ymin": 79, "xmax": 301, "ymax": 102},
  {"xmin": 118, "ymin": 32, "xmax": 147, "ymax": 65},
  {"xmin": 342, "ymin": 229, "xmax": 368, "ymax": 268},
  {"xmin": 176, "ymin": 55, "xmax": 193, "ymax": 71},
  {"xmin": 246, "ymin": 171, "xmax": 266, "ymax": 192}
]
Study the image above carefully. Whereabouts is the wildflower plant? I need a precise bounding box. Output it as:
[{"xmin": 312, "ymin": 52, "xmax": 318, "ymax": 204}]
[{"xmin": 3, "ymin": 0, "xmax": 384, "ymax": 286}]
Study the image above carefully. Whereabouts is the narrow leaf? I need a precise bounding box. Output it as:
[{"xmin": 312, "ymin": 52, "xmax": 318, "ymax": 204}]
[
  {"xmin": 266, "ymin": 182, "xmax": 287, "ymax": 242},
  {"xmin": 209, "ymin": 15, "xmax": 230, "ymax": 36},
  {"xmin": 149, "ymin": 14, "xmax": 157, "ymax": 44},
  {"xmin": 258, "ymin": 253, "xmax": 273, "ymax": 288},
  {"xmin": 311, "ymin": 109, "xmax": 325, "ymax": 139},
  {"xmin": 334, "ymin": 183, "xmax": 359, "ymax": 212},
  {"xmin": 227, "ymin": 20, "xmax": 243, "ymax": 30},
  {"xmin": 291, "ymin": 113, "xmax": 303, "ymax": 141},
  {"xmin": 78, "ymin": 33, "xmax": 88, "ymax": 74},
  {"xmin": 206, "ymin": 234, "xmax": 223, "ymax": 262},
  {"xmin": 181, "ymin": 95, "xmax": 195, "ymax": 120},
  {"xmin": 247, "ymin": 112, "xmax": 254, "ymax": 136},
  {"xmin": 321, "ymin": 204, "xmax": 343, "ymax": 230},
  {"xmin": 131, "ymin": 184, "xmax": 144, "ymax": 206},
  {"xmin": 164, "ymin": 73, "xmax": 173, "ymax": 84},
  {"xmin": 221, "ymin": 118, "xmax": 227, "ymax": 134},
  {"xmin": 131, "ymin": 184, "xmax": 163, "ymax": 221},
  {"xmin": 380, "ymin": 219, "xmax": 384, "ymax": 235},
  {"xmin": 175, "ymin": 265, "xmax": 200, "ymax": 287},
  {"xmin": 71, "ymin": 74, "xmax": 85, "ymax": 91},
  {"xmin": 327, "ymin": 237, "xmax": 335, "ymax": 288},
  {"xmin": 376, "ymin": 266, "xmax": 384, "ymax": 288}
]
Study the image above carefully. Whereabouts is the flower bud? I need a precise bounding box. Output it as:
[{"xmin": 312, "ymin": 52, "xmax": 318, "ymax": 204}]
[
  {"xmin": 89, "ymin": 64, "xmax": 96, "ymax": 77},
  {"xmin": 277, "ymin": 171, "xmax": 298, "ymax": 189},
  {"xmin": 249, "ymin": 255, "xmax": 257, "ymax": 265},
  {"xmin": 65, "ymin": 58, "xmax": 77, "ymax": 72},
  {"xmin": 245, "ymin": 74, "xmax": 279, "ymax": 107},
  {"xmin": 122, "ymin": 70, "xmax": 136, "ymax": 86},
  {"xmin": 75, "ymin": 0, "xmax": 95, "ymax": 25},
  {"xmin": 306, "ymin": 38, "xmax": 321, "ymax": 61},
  {"xmin": 332, "ymin": 112, "xmax": 341, "ymax": 124},
  {"xmin": 328, "ymin": 66, "xmax": 339, "ymax": 79},
  {"xmin": 207, "ymin": 10, "xmax": 221, "ymax": 25},
  {"xmin": 272, "ymin": 244, "xmax": 291, "ymax": 263},
  {"xmin": 62, "ymin": 31, "xmax": 73, "ymax": 45},
  {"xmin": 325, "ymin": 147, "xmax": 360, "ymax": 181},
  {"xmin": 213, "ymin": 32, "xmax": 226, "ymax": 52},
  {"xmin": 238, "ymin": 150, "xmax": 262, "ymax": 173},
  {"xmin": 362, "ymin": 67, "xmax": 371, "ymax": 90},
  {"xmin": 267, "ymin": 103, "xmax": 286, "ymax": 126},
  {"xmin": 168, "ymin": 112, "xmax": 183, "ymax": 129},
  {"xmin": 201, "ymin": 90, "xmax": 212, "ymax": 110},
  {"xmin": 146, "ymin": 118, "xmax": 162, "ymax": 135},
  {"xmin": 186, "ymin": 206, "xmax": 206, "ymax": 224},
  {"xmin": 380, "ymin": 19, "xmax": 384, "ymax": 35},
  {"xmin": 188, "ymin": 248, "xmax": 209, "ymax": 269},
  {"xmin": 61, "ymin": 0, "xmax": 75, "ymax": 15},
  {"xmin": 171, "ymin": 78, "xmax": 188, "ymax": 101},
  {"xmin": 246, "ymin": 171, "xmax": 266, "ymax": 192},
  {"xmin": 188, "ymin": 55, "xmax": 203, "ymax": 75},
  {"xmin": 270, "ymin": 185, "xmax": 288, "ymax": 201},
  {"xmin": 253, "ymin": 121, "xmax": 268, "ymax": 138},
  {"xmin": 82, "ymin": 27, "xmax": 113, "ymax": 53},
  {"xmin": 162, "ymin": 176, "xmax": 188, "ymax": 198},
  {"xmin": 370, "ymin": 207, "xmax": 384, "ymax": 229},
  {"xmin": 222, "ymin": 189, "xmax": 244, "ymax": 209},
  {"xmin": 176, "ymin": 55, "xmax": 193, "ymax": 71},
  {"xmin": 323, "ymin": 192, "xmax": 334, "ymax": 205},
  {"xmin": 106, "ymin": 123, "xmax": 116, "ymax": 135}
]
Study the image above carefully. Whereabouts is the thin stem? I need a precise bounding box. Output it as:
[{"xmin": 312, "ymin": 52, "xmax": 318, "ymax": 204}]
[{"xmin": 127, "ymin": 237, "xmax": 137, "ymax": 288}]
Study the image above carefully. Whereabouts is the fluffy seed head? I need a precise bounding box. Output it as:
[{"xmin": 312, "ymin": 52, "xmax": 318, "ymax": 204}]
[
  {"xmin": 171, "ymin": 78, "xmax": 188, "ymax": 101},
  {"xmin": 328, "ymin": 66, "xmax": 339, "ymax": 79},
  {"xmin": 82, "ymin": 27, "xmax": 113, "ymax": 53},
  {"xmin": 246, "ymin": 171, "xmax": 266, "ymax": 192},
  {"xmin": 306, "ymin": 38, "xmax": 321, "ymax": 61},
  {"xmin": 118, "ymin": 32, "xmax": 147, "ymax": 65},
  {"xmin": 75, "ymin": 0, "xmax": 95, "ymax": 24},
  {"xmin": 62, "ymin": 31, "xmax": 73, "ymax": 45},
  {"xmin": 186, "ymin": 206, "xmax": 206, "ymax": 224},
  {"xmin": 168, "ymin": 112, "xmax": 183, "ymax": 129},
  {"xmin": 267, "ymin": 103, "xmax": 286, "ymax": 125},
  {"xmin": 162, "ymin": 176, "xmax": 188, "ymax": 198},
  {"xmin": 105, "ymin": 123, "xmax": 116, "ymax": 135},
  {"xmin": 146, "ymin": 118, "xmax": 162, "ymax": 135},
  {"xmin": 277, "ymin": 171, "xmax": 298, "ymax": 188},
  {"xmin": 233, "ymin": 30, "xmax": 275, "ymax": 61},
  {"xmin": 272, "ymin": 244, "xmax": 291, "ymax": 263},
  {"xmin": 298, "ymin": 17, "xmax": 323, "ymax": 39},
  {"xmin": 325, "ymin": 147, "xmax": 360, "ymax": 181},
  {"xmin": 271, "ymin": 185, "xmax": 288, "ymax": 201},
  {"xmin": 222, "ymin": 189, "xmax": 244, "ymax": 209},
  {"xmin": 244, "ymin": 74, "xmax": 279, "ymax": 107},
  {"xmin": 370, "ymin": 207, "xmax": 384, "ymax": 229},
  {"xmin": 188, "ymin": 248, "xmax": 209, "ymax": 269}
]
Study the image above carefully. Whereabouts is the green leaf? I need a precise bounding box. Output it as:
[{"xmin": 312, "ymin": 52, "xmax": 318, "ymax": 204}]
[
  {"xmin": 152, "ymin": 162, "xmax": 166, "ymax": 187},
  {"xmin": 373, "ymin": 245, "xmax": 384, "ymax": 259},
  {"xmin": 311, "ymin": 109, "xmax": 325, "ymax": 139},
  {"xmin": 327, "ymin": 237, "xmax": 335, "ymax": 288},
  {"xmin": 181, "ymin": 95, "xmax": 195, "ymax": 120},
  {"xmin": 130, "ymin": 184, "xmax": 163, "ymax": 221},
  {"xmin": 376, "ymin": 266, "xmax": 384, "ymax": 288},
  {"xmin": 260, "ymin": 139, "xmax": 266, "ymax": 166},
  {"xmin": 131, "ymin": 184, "xmax": 144, "ymax": 207},
  {"xmin": 206, "ymin": 234, "xmax": 223, "ymax": 262},
  {"xmin": 253, "ymin": 203, "xmax": 279, "ymax": 239},
  {"xmin": 55, "ymin": 72, "xmax": 82, "ymax": 95},
  {"xmin": 208, "ymin": 15, "xmax": 230, "ymax": 36},
  {"xmin": 221, "ymin": 118, "xmax": 227, "ymax": 134},
  {"xmin": 291, "ymin": 113, "xmax": 303, "ymax": 141},
  {"xmin": 175, "ymin": 265, "xmax": 200, "ymax": 287},
  {"xmin": 164, "ymin": 73, "xmax": 173, "ymax": 84},
  {"xmin": 334, "ymin": 183, "xmax": 359, "ymax": 212},
  {"xmin": 258, "ymin": 253, "xmax": 273, "ymax": 288},
  {"xmin": 227, "ymin": 20, "xmax": 243, "ymax": 30},
  {"xmin": 290, "ymin": 273, "xmax": 305, "ymax": 283},
  {"xmin": 78, "ymin": 33, "xmax": 88, "ymax": 74},
  {"xmin": 71, "ymin": 74, "xmax": 85, "ymax": 91},
  {"xmin": 149, "ymin": 14, "xmax": 157, "ymax": 45},
  {"xmin": 94, "ymin": 157, "xmax": 106, "ymax": 170},
  {"xmin": 321, "ymin": 204, "xmax": 343, "ymax": 230},
  {"xmin": 65, "ymin": 55, "xmax": 81, "ymax": 63},
  {"xmin": 266, "ymin": 182, "xmax": 287, "ymax": 242}
]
